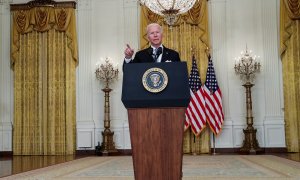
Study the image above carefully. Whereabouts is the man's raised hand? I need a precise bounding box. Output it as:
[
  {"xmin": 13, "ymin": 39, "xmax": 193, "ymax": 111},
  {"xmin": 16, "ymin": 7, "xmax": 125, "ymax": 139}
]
[{"xmin": 124, "ymin": 44, "xmax": 134, "ymax": 59}]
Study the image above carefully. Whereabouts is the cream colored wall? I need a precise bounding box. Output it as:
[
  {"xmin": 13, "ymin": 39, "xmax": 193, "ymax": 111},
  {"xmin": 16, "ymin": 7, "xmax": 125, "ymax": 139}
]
[
  {"xmin": 208, "ymin": 0, "xmax": 284, "ymax": 148},
  {"xmin": 0, "ymin": 0, "xmax": 13, "ymax": 152},
  {"xmin": 0, "ymin": 0, "xmax": 284, "ymax": 152},
  {"xmin": 75, "ymin": 0, "xmax": 139, "ymax": 150}
]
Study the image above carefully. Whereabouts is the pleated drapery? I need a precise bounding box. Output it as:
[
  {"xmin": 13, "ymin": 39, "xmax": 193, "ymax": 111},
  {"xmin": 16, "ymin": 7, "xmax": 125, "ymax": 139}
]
[
  {"xmin": 11, "ymin": 6, "xmax": 78, "ymax": 155},
  {"xmin": 280, "ymin": 0, "xmax": 300, "ymax": 152}
]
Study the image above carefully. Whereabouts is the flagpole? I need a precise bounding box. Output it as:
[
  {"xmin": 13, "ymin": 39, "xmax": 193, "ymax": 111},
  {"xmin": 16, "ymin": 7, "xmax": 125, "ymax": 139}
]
[
  {"xmin": 212, "ymin": 133, "xmax": 217, "ymax": 155},
  {"xmin": 202, "ymin": 53, "xmax": 224, "ymax": 155},
  {"xmin": 192, "ymin": 133, "xmax": 197, "ymax": 155}
]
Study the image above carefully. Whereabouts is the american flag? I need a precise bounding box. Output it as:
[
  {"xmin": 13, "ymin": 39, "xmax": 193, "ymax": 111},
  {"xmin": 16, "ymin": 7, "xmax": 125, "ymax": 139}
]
[
  {"xmin": 203, "ymin": 55, "xmax": 224, "ymax": 135},
  {"xmin": 185, "ymin": 56, "xmax": 206, "ymax": 135}
]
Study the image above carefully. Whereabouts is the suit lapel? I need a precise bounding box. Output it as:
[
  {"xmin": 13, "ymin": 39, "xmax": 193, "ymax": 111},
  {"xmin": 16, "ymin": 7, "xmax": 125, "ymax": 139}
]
[
  {"xmin": 161, "ymin": 46, "xmax": 169, "ymax": 62},
  {"xmin": 145, "ymin": 47, "xmax": 155, "ymax": 62}
]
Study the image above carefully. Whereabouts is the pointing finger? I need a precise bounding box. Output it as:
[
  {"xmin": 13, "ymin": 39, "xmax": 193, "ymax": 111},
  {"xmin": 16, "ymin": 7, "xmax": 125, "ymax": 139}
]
[{"xmin": 126, "ymin": 44, "xmax": 134, "ymax": 52}]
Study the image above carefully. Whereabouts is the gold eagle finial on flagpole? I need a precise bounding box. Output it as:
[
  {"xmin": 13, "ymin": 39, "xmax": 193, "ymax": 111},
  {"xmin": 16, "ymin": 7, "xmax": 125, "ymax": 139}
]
[
  {"xmin": 205, "ymin": 45, "xmax": 211, "ymax": 57},
  {"xmin": 191, "ymin": 46, "xmax": 196, "ymax": 58}
]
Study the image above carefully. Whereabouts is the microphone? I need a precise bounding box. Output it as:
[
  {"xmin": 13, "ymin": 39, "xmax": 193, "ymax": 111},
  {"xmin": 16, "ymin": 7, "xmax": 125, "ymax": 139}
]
[
  {"xmin": 148, "ymin": 48, "xmax": 154, "ymax": 55},
  {"xmin": 157, "ymin": 47, "xmax": 162, "ymax": 55},
  {"xmin": 156, "ymin": 47, "xmax": 162, "ymax": 56}
]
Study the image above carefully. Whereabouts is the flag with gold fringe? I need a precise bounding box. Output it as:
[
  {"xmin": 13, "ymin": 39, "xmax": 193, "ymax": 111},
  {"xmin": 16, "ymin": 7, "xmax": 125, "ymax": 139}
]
[
  {"xmin": 185, "ymin": 56, "xmax": 206, "ymax": 135},
  {"xmin": 203, "ymin": 55, "xmax": 224, "ymax": 135}
]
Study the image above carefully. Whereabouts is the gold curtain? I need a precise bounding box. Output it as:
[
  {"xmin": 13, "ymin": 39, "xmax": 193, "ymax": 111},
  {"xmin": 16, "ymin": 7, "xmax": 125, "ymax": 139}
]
[
  {"xmin": 280, "ymin": 0, "xmax": 300, "ymax": 152},
  {"xmin": 140, "ymin": 0, "xmax": 211, "ymax": 154},
  {"xmin": 11, "ymin": 7, "xmax": 78, "ymax": 155},
  {"xmin": 12, "ymin": 155, "xmax": 74, "ymax": 174}
]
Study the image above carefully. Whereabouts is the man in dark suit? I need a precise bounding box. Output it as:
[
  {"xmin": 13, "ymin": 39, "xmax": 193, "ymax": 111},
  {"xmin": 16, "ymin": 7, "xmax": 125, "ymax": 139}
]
[{"xmin": 124, "ymin": 23, "xmax": 181, "ymax": 63}]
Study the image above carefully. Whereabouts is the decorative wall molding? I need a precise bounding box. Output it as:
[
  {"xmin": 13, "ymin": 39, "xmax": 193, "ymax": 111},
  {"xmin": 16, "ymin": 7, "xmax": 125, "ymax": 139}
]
[
  {"xmin": 0, "ymin": 122, "xmax": 12, "ymax": 130},
  {"xmin": 123, "ymin": 0, "xmax": 139, "ymax": 51},
  {"xmin": 76, "ymin": 0, "xmax": 94, "ymax": 126},
  {"xmin": 212, "ymin": 126, "xmax": 233, "ymax": 148},
  {"xmin": 77, "ymin": 0, "xmax": 91, "ymax": 10},
  {"xmin": 76, "ymin": 121, "xmax": 95, "ymax": 149},
  {"xmin": 210, "ymin": 0, "xmax": 226, "ymax": 2},
  {"xmin": 261, "ymin": 0, "xmax": 283, "ymax": 118},
  {"xmin": 77, "ymin": 131, "xmax": 93, "ymax": 148},
  {"xmin": 263, "ymin": 114, "xmax": 285, "ymax": 148},
  {"xmin": 0, "ymin": 0, "xmax": 13, "ymax": 152},
  {"xmin": 123, "ymin": 0, "xmax": 138, "ymax": 8},
  {"xmin": 264, "ymin": 116, "xmax": 285, "ymax": 124},
  {"xmin": 259, "ymin": 0, "xmax": 285, "ymax": 148},
  {"xmin": 264, "ymin": 125, "xmax": 286, "ymax": 147},
  {"xmin": 0, "ymin": 126, "xmax": 12, "ymax": 151},
  {"xmin": 76, "ymin": 121, "xmax": 132, "ymax": 150},
  {"xmin": 76, "ymin": 122, "xmax": 284, "ymax": 150},
  {"xmin": 0, "ymin": 0, "xmax": 12, "ymax": 5},
  {"xmin": 232, "ymin": 126, "xmax": 244, "ymax": 147},
  {"xmin": 122, "ymin": 122, "xmax": 131, "ymax": 149},
  {"xmin": 0, "ymin": 4, "xmax": 8, "ymax": 15}
]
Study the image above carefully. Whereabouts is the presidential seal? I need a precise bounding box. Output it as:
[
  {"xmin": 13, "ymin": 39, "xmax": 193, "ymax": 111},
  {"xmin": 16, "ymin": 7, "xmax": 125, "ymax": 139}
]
[{"xmin": 142, "ymin": 68, "xmax": 168, "ymax": 93}]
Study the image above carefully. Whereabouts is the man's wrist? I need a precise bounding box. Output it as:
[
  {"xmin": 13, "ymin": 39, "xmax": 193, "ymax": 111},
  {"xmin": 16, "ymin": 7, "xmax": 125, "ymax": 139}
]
[{"xmin": 124, "ymin": 57, "xmax": 132, "ymax": 63}]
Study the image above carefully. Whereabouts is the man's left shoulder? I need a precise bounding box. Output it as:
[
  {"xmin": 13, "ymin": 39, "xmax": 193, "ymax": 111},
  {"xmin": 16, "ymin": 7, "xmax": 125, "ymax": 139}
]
[
  {"xmin": 164, "ymin": 47, "xmax": 179, "ymax": 54},
  {"xmin": 163, "ymin": 47, "xmax": 180, "ymax": 62}
]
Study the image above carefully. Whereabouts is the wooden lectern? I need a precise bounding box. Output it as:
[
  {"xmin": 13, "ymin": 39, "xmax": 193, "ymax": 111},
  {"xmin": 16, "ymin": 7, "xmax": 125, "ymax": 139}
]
[{"xmin": 122, "ymin": 62, "xmax": 190, "ymax": 180}]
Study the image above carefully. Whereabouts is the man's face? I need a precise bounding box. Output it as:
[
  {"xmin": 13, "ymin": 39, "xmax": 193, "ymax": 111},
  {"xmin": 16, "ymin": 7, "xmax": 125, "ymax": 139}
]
[{"xmin": 147, "ymin": 25, "xmax": 163, "ymax": 48}]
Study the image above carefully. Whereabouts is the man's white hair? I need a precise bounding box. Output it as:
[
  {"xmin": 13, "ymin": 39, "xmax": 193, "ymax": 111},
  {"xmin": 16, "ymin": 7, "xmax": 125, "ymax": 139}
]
[{"xmin": 146, "ymin": 23, "xmax": 163, "ymax": 35}]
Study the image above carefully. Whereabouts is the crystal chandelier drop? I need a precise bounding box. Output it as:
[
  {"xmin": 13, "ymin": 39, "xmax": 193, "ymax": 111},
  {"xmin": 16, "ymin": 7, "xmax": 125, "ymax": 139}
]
[{"xmin": 140, "ymin": 0, "xmax": 197, "ymax": 26}]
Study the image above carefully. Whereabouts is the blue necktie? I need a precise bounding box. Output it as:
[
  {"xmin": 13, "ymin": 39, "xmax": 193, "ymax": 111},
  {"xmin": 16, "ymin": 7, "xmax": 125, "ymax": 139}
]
[{"xmin": 153, "ymin": 47, "xmax": 162, "ymax": 62}]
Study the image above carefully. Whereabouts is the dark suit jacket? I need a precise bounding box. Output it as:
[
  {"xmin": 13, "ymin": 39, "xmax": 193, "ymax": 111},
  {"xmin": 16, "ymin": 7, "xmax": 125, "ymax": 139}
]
[{"xmin": 131, "ymin": 46, "xmax": 181, "ymax": 63}]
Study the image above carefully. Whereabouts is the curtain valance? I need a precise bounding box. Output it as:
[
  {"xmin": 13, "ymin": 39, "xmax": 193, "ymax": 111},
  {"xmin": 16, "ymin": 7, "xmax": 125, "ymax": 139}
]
[
  {"xmin": 284, "ymin": 0, "xmax": 300, "ymax": 19},
  {"xmin": 11, "ymin": 6, "xmax": 78, "ymax": 68}
]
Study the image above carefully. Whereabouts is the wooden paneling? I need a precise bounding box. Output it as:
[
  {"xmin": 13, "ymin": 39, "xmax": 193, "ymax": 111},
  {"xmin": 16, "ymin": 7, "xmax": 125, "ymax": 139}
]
[{"xmin": 128, "ymin": 108, "xmax": 185, "ymax": 180}]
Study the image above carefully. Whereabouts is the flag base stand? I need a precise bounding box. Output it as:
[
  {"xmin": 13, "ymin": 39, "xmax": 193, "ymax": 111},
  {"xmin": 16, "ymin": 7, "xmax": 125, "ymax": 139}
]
[{"xmin": 211, "ymin": 150, "xmax": 219, "ymax": 155}]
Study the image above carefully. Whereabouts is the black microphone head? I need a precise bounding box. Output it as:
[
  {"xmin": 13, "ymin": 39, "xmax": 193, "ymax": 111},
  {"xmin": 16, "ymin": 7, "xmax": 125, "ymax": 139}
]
[
  {"xmin": 148, "ymin": 47, "xmax": 154, "ymax": 55},
  {"xmin": 157, "ymin": 47, "xmax": 162, "ymax": 56}
]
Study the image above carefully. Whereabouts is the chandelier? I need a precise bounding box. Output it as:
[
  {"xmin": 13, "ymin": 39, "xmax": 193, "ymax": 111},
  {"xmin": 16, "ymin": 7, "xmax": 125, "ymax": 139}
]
[
  {"xmin": 140, "ymin": 0, "xmax": 197, "ymax": 26},
  {"xmin": 233, "ymin": 46, "xmax": 262, "ymax": 154},
  {"xmin": 94, "ymin": 57, "xmax": 119, "ymax": 155},
  {"xmin": 234, "ymin": 46, "xmax": 261, "ymax": 83},
  {"xmin": 95, "ymin": 57, "xmax": 119, "ymax": 88}
]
